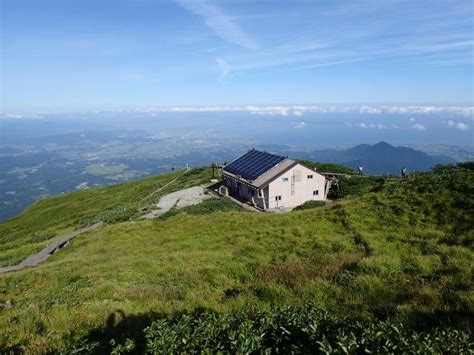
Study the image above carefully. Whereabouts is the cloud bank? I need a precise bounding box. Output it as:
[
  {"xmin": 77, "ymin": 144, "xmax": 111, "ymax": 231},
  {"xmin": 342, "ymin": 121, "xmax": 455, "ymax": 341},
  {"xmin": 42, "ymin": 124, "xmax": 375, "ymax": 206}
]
[{"xmin": 130, "ymin": 105, "xmax": 474, "ymax": 117}]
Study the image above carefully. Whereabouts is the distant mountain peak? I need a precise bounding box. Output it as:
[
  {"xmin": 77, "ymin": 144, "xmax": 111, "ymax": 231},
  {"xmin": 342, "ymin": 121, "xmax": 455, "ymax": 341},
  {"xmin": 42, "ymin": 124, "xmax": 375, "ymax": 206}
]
[
  {"xmin": 373, "ymin": 141, "xmax": 393, "ymax": 148},
  {"xmin": 309, "ymin": 142, "xmax": 455, "ymax": 174}
]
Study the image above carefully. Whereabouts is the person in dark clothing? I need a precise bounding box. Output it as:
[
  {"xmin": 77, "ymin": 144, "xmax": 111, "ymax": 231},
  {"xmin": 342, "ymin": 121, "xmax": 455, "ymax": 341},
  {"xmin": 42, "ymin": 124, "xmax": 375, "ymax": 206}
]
[{"xmin": 401, "ymin": 167, "xmax": 407, "ymax": 178}]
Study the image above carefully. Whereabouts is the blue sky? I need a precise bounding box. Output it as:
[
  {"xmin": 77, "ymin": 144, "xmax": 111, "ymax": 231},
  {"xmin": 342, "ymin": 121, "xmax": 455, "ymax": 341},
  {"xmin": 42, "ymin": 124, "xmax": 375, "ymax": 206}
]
[{"xmin": 1, "ymin": 0, "xmax": 473, "ymax": 112}]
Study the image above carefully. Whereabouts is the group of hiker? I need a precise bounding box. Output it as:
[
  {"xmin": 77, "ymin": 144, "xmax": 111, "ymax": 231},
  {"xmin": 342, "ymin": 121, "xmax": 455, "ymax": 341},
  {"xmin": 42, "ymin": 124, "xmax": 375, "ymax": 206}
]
[{"xmin": 357, "ymin": 165, "xmax": 409, "ymax": 178}]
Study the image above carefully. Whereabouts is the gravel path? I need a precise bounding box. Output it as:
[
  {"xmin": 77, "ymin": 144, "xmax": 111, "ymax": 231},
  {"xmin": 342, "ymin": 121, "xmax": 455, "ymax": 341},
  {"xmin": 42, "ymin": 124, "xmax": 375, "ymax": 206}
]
[
  {"xmin": 0, "ymin": 222, "xmax": 104, "ymax": 274},
  {"xmin": 143, "ymin": 186, "xmax": 211, "ymax": 219}
]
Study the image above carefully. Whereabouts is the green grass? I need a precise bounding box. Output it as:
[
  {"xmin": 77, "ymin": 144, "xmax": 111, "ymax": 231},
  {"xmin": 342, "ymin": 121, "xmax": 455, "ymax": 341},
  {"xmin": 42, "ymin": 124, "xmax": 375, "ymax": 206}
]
[
  {"xmin": 0, "ymin": 165, "xmax": 472, "ymax": 352},
  {"xmin": 292, "ymin": 200, "xmax": 327, "ymax": 211},
  {"xmin": 0, "ymin": 168, "xmax": 213, "ymax": 267},
  {"xmin": 298, "ymin": 160, "xmax": 357, "ymax": 175}
]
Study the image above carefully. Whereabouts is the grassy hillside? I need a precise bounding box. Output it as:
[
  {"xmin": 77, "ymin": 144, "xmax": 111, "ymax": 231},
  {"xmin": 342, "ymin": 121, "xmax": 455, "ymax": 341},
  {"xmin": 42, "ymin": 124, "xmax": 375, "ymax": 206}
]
[
  {"xmin": 0, "ymin": 168, "xmax": 212, "ymax": 267},
  {"xmin": 0, "ymin": 164, "xmax": 472, "ymax": 352}
]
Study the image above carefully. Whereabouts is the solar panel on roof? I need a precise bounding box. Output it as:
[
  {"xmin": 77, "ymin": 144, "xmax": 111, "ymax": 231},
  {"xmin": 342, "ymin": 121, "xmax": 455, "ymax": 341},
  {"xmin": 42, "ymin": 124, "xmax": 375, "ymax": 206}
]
[{"xmin": 223, "ymin": 149, "xmax": 286, "ymax": 180}]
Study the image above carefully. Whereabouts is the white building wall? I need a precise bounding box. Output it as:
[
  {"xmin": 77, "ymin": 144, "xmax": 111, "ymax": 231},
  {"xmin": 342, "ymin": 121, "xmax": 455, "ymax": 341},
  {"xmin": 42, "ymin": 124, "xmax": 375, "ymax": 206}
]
[{"xmin": 267, "ymin": 164, "xmax": 326, "ymax": 209}]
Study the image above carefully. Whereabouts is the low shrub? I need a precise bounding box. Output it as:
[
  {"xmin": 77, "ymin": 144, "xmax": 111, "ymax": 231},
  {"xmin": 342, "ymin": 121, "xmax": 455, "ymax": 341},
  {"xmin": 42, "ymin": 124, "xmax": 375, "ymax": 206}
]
[
  {"xmin": 293, "ymin": 200, "xmax": 326, "ymax": 211},
  {"xmin": 159, "ymin": 196, "xmax": 245, "ymax": 220},
  {"xmin": 329, "ymin": 176, "xmax": 385, "ymax": 199},
  {"xmin": 30, "ymin": 231, "xmax": 56, "ymax": 243},
  {"xmin": 142, "ymin": 304, "xmax": 473, "ymax": 354}
]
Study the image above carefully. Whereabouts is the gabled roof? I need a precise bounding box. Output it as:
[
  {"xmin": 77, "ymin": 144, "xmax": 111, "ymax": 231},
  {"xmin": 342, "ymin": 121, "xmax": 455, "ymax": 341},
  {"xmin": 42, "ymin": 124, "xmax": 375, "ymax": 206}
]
[{"xmin": 222, "ymin": 149, "xmax": 287, "ymax": 181}]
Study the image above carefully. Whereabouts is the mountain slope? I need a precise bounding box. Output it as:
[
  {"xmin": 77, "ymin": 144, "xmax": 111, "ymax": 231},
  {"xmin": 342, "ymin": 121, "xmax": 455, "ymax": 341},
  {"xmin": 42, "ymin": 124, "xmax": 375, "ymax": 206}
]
[
  {"xmin": 0, "ymin": 164, "xmax": 472, "ymax": 352},
  {"xmin": 309, "ymin": 142, "xmax": 455, "ymax": 174},
  {"xmin": 0, "ymin": 168, "xmax": 212, "ymax": 268}
]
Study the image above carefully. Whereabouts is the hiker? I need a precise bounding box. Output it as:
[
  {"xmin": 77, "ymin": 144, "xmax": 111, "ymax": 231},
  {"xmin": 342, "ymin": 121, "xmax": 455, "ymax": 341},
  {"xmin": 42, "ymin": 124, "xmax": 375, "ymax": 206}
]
[
  {"xmin": 401, "ymin": 167, "xmax": 407, "ymax": 178},
  {"xmin": 357, "ymin": 165, "xmax": 364, "ymax": 176}
]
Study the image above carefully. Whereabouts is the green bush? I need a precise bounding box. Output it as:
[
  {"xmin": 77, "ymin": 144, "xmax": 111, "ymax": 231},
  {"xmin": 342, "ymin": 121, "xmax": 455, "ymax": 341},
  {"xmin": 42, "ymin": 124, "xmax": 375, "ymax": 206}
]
[
  {"xmin": 143, "ymin": 304, "xmax": 473, "ymax": 354},
  {"xmin": 159, "ymin": 197, "xmax": 245, "ymax": 220},
  {"xmin": 31, "ymin": 231, "xmax": 56, "ymax": 243},
  {"xmin": 298, "ymin": 160, "xmax": 356, "ymax": 175},
  {"xmin": 293, "ymin": 200, "xmax": 326, "ymax": 211},
  {"xmin": 329, "ymin": 176, "xmax": 385, "ymax": 199},
  {"xmin": 76, "ymin": 205, "xmax": 136, "ymax": 227}
]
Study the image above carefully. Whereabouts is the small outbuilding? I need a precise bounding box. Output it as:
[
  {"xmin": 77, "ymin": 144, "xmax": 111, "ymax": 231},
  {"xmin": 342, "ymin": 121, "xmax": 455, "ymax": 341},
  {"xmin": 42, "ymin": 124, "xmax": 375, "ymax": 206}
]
[{"xmin": 220, "ymin": 149, "xmax": 328, "ymax": 210}]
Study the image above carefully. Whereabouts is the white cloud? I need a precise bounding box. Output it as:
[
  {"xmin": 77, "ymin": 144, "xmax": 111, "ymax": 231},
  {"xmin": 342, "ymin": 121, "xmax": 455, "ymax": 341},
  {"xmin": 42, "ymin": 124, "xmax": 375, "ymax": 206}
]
[
  {"xmin": 248, "ymin": 106, "xmax": 289, "ymax": 116},
  {"xmin": 216, "ymin": 58, "xmax": 232, "ymax": 79},
  {"xmin": 294, "ymin": 121, "xmax": 306, "ymax": 128},
  {"xmin": 288, "ymin": 105, "xmax": 474, "ymax": 117},
  {"xmin": 411, "ymin": 123, "xmax": 426, "ymax": 131},
  {"xmin": 360, "ymin": 106, "xmax": 382, "ymax": 114},
  {"xmin": 356, "ymin": 122, "xmax": 387, "ymax": 129},
  {"xmin": 1, "ymin": 113, "xmax": 44, "ymax": 119},
  {"xmin": 445, "ymin": 120, "xmax": 470, "ymax": 130},
  {"xmin": 456, "ymin": 122, "xmax": 469, "ymax": 131},
  {"xmin": 175, "ymin": 0, "xmax": 258, "ymax": 50},
  {"xmin": 123, "ymin": 105, "xmax": 473, "ymax": 118}
]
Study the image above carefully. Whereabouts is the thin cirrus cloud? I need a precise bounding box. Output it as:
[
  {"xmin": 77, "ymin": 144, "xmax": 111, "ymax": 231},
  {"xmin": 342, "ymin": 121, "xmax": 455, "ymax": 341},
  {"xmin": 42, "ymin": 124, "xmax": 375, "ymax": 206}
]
[
  {"xmin": 175, "ymin": 0, "xmax": 259, "ymax": 50},
  {"xmin": 216, "ymin": 58, "xmax": 232, "ymax": 80},
  {"xmin": 176, "ymin": 1, "xmax": 473, "ymax": 79}
]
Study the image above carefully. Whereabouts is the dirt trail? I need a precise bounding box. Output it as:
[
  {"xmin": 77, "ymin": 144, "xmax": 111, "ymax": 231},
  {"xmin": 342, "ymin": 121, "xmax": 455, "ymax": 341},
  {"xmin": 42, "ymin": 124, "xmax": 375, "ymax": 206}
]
[{"xmin": 0, "ymin": 222, "xmax": 104, "ymax": 274}]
